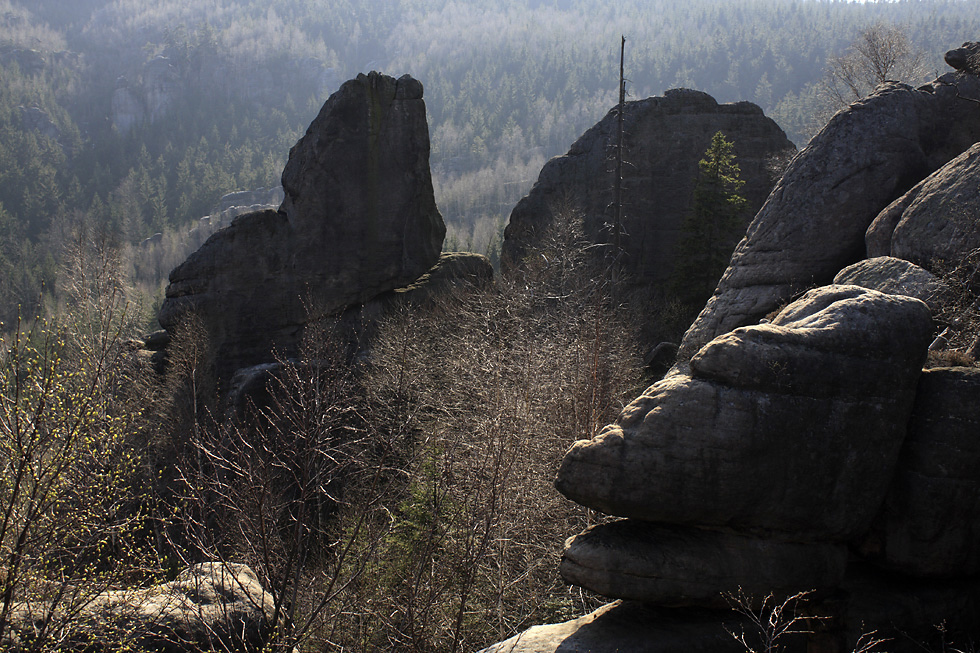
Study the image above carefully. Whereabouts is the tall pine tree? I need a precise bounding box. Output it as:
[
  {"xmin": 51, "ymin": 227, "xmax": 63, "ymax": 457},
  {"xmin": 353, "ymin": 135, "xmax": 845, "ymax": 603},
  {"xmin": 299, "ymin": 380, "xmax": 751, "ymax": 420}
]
[{"xmin": 671, "ymin": 131, "xmax": 749, "ymax": 309}]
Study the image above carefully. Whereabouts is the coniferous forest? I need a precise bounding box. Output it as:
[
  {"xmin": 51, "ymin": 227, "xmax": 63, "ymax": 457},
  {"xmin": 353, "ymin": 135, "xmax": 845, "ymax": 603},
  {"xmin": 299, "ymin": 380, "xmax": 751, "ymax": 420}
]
[{"xmin": 1, "ymin": 0, "xmax": 979, "ymax": 325}]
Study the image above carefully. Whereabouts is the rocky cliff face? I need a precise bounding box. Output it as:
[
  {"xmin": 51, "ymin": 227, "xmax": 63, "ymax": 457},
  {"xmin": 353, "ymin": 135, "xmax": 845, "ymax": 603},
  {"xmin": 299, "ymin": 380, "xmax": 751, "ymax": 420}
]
[
  {"xmin": 158, "ymin": 72, "xmax": 445, "ymax": 380},
  {"xmin": 558, "ymin": 286, "xmax": 933, "ymax": 539},
  {"xmin": 483, "ymin": 45, "xmax": 980, "ymax": 653},
  {"xmin": 501, "ymin": 89, "xmax": 794, "ymax": 284},
  {"xmin": 676, "ymin": 72, "xmax": 980, "ymax": 361},
  {"xmin": 110, "ymin": 56, "xmax": 179, "ymax": 133},
  {"xmin": 556, "ymin": 286, "xmax": 932, "ymax": 607}
]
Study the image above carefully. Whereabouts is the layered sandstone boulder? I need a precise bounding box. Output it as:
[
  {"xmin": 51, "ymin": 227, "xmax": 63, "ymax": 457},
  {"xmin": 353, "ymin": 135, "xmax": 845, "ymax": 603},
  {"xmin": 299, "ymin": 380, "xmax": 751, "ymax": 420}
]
[
  {"xmin": 833, "ymin": 257, "xmax": 943, "ymax": 311},
  {"xmin": 557, "ymin": 286, "xmax": 933, "ymax": 540},
  {"xmin": 551, "ymin": 284, "xmax": 936, "ymax": 621},
  {"xmin": 560, "ymin": 521, "xmax": 847, "ymax": 609},
  {"xmin": 3, "ymin": 563, "xmax": 276, "ymax": 652}
]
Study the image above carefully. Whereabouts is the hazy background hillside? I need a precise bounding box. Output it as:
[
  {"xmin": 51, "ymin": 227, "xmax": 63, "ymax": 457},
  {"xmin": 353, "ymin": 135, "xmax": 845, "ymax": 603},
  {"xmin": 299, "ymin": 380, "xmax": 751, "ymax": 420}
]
[{"xmin": 1, "ymin": 0, "xmax": 979, "ymax": 326}]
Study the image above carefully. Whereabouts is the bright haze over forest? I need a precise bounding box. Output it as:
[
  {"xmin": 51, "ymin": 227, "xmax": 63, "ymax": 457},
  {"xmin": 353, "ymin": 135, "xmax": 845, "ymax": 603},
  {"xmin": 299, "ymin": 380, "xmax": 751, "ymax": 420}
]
[{"xmin": 1, "ymin": 0, "xmax": 978, "ymax": 325}]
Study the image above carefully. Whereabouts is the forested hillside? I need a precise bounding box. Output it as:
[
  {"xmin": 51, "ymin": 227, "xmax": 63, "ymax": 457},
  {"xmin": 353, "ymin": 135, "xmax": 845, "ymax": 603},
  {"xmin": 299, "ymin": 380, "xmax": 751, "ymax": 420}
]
[{"xmin": 2, "ymin": 0, "xmax": 979, "ymax": 325}]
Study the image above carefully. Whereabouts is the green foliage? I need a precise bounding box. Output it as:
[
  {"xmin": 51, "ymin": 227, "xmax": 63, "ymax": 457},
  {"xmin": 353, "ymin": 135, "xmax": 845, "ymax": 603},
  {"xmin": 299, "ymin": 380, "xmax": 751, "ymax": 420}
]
[
  {"xmin": 0, "ymin": 242, "xmax": 155, "ymax": 651},
  {"xmin": 671, "ymin": 131, "xmax": 749, "ymax": 310}
]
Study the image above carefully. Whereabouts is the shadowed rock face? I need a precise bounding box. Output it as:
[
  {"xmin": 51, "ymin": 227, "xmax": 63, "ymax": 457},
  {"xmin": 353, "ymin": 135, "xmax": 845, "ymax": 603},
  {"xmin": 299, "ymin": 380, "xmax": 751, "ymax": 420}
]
[
  {"xmin": 860, "ymin": 367, "xmax": 980, "ymax": 578},
  {"xmin": 159, "ymin": 72, "xmax": 445, "ymax": 380},
  {"xmin": 501, "ymin": 89, "xmax": 794, "ymax": 284},
  {"xmin": 477, "ymin": 601, "xmax": 747, "ymax": 653},
  {"xmin": 482, "ymin": 54, "xmax": 980, "ymax": 653},
  {"xmin": 557, "ymin": 286, "xmax": 933, "ymax": 540},
  {"xmin": 677, "ymin": 74, "xmax": 980, "ymax": 362},
  {"xmin": 552, "ymin": 285, "xmax": 933, "ymax": 612},
  {"xmin": 560, "ymin": 520, "xmax": 847, "ymax": 609}
]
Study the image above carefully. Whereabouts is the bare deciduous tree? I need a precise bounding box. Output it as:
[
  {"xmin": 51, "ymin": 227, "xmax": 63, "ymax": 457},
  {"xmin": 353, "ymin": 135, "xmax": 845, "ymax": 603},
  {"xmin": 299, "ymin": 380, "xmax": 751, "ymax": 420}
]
[
  {"xmin": 823, "ymin": 23, "xmax": 928, "ymax": 104},
  {"xmin": 808, "ymin": 23, "xmax": 929, "ymax": 138}
]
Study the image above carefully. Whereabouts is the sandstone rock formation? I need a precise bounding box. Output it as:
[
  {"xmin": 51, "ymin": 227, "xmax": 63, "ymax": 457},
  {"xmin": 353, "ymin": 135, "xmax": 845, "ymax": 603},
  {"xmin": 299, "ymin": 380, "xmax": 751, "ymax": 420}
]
[
  {"xmin": 213, "ymin": 186, "xmax": 284, "ymax": 214},
  {"xmin": 143, "ymin": 55, "xmax": 179, "ymax": 123},
  {"xmin": 557, "ymin": 286, "xmax": 933, "ymax": 539},
  {"xmin": 945, "ymin": 41, "xmax": 980, "ymax": 75},
  {"xmin": 110, "ymin": 56, "xmax": 180, "ymax": 133},
  {"xmin": 561, "ymin": 521, "xmax": 847, "ymax": 608},
  {"xmin": 3, "ymin": 563, "xmax": 276, "ymax": 652},
  {"xmin": 833, "ymin": 257, "xmax": 943, "ymax": 311},
  {"xmin": 677, "ymin": 73, "xmax": 980, "ymax": 361},
  {"xmin": 866, "ymin": 142, "xmax": 980, "ymax": 266},
  {"xmin": 110, "ymin": 80, "xmax": 145, "ymax": 134},
  {"xmin": 159, "ymin": 72, "xmax": 444, "ymax": 380},
  {"xmin": 480, "ymin": 573, "xmax": 980, "ymax": 653},
  {"xmin": 860, "ymin": 367, "xmax": 980, "ymax": 578},
  {"xmin": 501, "ymin": 89, "xmax": 794, "ymax": 284},
  {"xmin": 389, "ymin": 251, "xmax": 494, "ymax": 303},
  {"xmin": 478, "ymin": 601, "xmax": 746, "ymax": 653}
]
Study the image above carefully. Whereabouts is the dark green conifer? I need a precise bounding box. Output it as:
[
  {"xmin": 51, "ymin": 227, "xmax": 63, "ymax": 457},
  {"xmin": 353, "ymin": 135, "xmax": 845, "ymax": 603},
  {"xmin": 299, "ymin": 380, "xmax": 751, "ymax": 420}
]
[{"xmin": 671, "ymin": 131, "xmax": 749, "ymax": 309}]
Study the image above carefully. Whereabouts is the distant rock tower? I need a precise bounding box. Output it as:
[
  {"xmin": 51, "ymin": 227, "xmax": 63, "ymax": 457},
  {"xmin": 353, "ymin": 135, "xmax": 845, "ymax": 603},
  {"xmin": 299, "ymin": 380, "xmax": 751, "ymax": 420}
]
[
  {"xmin": 501, "ymin": 89, "xmax": 795, "ymax": 284},
  {"xmin": 158, "ymin": 72, "xmax": 445, "ymax": 380}
]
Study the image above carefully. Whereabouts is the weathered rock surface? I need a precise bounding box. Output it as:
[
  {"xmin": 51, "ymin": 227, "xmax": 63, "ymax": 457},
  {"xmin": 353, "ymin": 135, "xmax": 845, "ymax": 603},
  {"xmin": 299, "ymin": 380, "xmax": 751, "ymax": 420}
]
[
  {"xmin": 866, "ymin": 142, "xmax": 980, "ymax": 266},
  {"xmin": 159, "ymin": 72, "xmax": 444, "ymax": 379},
  {"xmin": 480, "ymin": 569, "xmax": 980, "ymax": 653},
  {"xmin": 677, "ymin": 74, "xmax": 980, "ymax": 361},
  {"xmin": 860, "ymin": 367, "xmax": 980, "ymax": 578},
  {"xmin": 111, "ymin": 81, "xmax": 145, "ymax": 134},
  {"xmin": 945, "ymin": 41, "xmax": 980, "ymax": 75},
  {"xmin": 501, "ymin": 89, "xmax": 794, "ymax": 283},
  {"xmin": 556, "ymin": 286, "xmax": 933, "ymax": 540},
  {"xmin": 110, "ymin": 56, "xmax": 180, "ymax": 132},
  {"xmin": 4, "ymin": 563, "xmax": 276, "ymax": 652},
  {"xmin": 833, "ymin": 257, "xmax": 943, "ymax": 311},
  {"xmin": 477, "ymin": 601, "xmax": 745, "ymax": 653},
  {"xmin": 560, "ymin": 520, "xmax": 846, "ymax": 608},
  {"xmin": 144, "ymin": 55, "xmax": 179, "ymax": 123}
]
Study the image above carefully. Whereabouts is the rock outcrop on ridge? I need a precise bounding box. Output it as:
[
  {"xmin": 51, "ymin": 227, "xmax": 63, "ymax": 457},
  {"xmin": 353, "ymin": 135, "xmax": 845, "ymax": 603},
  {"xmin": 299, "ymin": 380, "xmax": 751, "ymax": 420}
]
[
  {"xmin": 501, "ymin": 89, "xmax": 795, "ymax": 284},
  {"xmin": 158, "ymin": 72, "xmax": 445, "ymax": 380},
  {"xmin": 676, "ymin": 72, "xmax": 980, "ymax": 361},
  {"xmin": 945, "ymin": 41, "xmax": 980, "ymax": 75}
]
